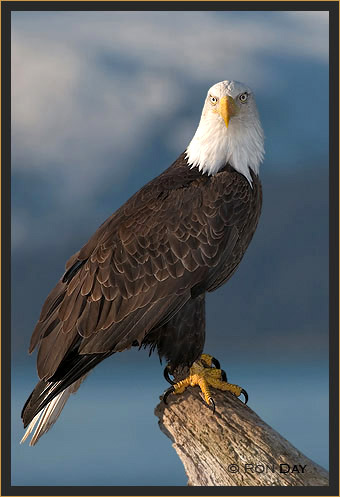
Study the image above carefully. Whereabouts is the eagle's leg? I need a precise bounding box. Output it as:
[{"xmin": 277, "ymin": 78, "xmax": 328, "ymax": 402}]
[{"xmin": 163, "ymin": 354, "xmax": 248, "ymax": 409}]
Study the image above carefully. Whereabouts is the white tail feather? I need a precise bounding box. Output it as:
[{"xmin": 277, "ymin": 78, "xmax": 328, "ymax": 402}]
[
  {"xmin": 20, "ymin": 411, "xmax": 42, "ymax": 444},
  {"xmin": 20, "ymin": 387, "xmax": 73, "ymax": 446},
  {"xmin": 21, "ymin": 374, "xmax": 88, "ymax": 446}
]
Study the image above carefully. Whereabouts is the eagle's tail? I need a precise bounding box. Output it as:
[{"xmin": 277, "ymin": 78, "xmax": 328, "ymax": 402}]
[{"xmin": 20, "ymin": 376, "xmax": 86, "ymax": 446}]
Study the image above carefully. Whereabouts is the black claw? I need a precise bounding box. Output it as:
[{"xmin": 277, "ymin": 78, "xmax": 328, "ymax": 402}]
[
  {"xmin": 241, "ymin": 388, "xmax": 248, "ymax": 405},
  {"xmin": 163, "ymin": 367, "xmax": 175, "ymax": 385},
  {"xmin": 209, "ymin": 397, "xmax": 216, "ymax": 414},
  {"xmin": 163, "ymin": 386, "xmax": 175, "ymax": 404},
  {"xmin": 221, "ymin": 369, "xmax": 228, "ymax": 382},
  {"xmin": 211, "ymin": 357, "xmax": 221, "ymax": 369}
]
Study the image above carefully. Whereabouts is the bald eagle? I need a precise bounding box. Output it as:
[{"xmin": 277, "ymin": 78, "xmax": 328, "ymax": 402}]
[{"xmin": 21, "ymin": 80, "xmax": 264, "ymax": 445}]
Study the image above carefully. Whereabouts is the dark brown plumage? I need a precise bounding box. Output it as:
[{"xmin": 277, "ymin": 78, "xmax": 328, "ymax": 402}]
[{"xmin": 22, "ymin": 152, "xmax": 262, "ymax": 435}]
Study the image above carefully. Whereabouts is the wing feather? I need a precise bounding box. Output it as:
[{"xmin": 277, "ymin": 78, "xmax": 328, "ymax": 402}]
[{"xmin": 30, "ymin": 158, "xmax": 260, "ymax": 385}]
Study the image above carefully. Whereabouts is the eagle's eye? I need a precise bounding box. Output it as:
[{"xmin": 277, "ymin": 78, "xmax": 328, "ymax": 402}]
[
  {"xmin": 209, "ymin": 95, "xmax": 218, "ymax": 105},
  {"xmin": 239, "ymin": 92, "xmax": 248, "ymax": 103}
]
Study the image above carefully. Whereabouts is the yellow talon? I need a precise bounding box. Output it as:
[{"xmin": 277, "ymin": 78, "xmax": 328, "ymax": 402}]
[
  {"xmin": 173, "ymin": 377, "xmax": 190, "ymax": 394},
  {"xmin": 163, "ymin": 354, "xmax": 248, "ymax": 408}
]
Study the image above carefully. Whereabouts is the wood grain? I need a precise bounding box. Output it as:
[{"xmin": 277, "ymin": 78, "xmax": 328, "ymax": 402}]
[{"xmin": 155, "ymin": 387, "xmax": 329, "ymax": 486}]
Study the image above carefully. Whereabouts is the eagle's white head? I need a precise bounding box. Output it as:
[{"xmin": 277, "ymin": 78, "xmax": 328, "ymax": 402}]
[{"xmin": 186, "ymin": 80, "xmax": 265, "ymax": 184}]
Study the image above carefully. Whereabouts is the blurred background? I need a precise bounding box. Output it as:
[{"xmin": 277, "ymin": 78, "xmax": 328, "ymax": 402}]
[{"xmin": 11, "ymin": 10, "xmax": 329, "ymax": 486}]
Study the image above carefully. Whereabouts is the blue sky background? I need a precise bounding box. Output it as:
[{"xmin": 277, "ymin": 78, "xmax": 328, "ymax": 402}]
[{"xmin": 11, "ymin": 10, "xmax": 329, "ymax": 486}]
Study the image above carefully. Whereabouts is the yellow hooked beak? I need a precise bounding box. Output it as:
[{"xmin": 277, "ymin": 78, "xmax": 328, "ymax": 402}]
[{"xmin": 218, "ymin": 96, "xmax": 237, "ymax": 128}]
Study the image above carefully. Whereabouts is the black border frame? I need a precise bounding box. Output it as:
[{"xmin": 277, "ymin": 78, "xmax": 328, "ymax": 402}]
[{"xmin": 1, "ymin": 1, "xmax": 339, "ymax": 496}]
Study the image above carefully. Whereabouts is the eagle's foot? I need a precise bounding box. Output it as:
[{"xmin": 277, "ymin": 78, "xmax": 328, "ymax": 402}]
[{"xmin": 162, "ymin": 354, "xmax": 248, "ymax": 409}]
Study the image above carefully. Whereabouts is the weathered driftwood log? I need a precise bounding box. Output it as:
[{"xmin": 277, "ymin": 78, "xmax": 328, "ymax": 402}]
[{"xmin": 155, "ymin": 386, "xmax": 329, "ymax": 486}]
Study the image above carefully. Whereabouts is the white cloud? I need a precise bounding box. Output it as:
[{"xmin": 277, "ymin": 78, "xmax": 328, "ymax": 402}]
[
  {"xmin": 11, "ymin": 11, "xmax": 328, "ymax": 250},
  {"xmin": 283, "ymin": 11, "xmax": 329, "ymax": 60},
  {"xmin": 12, "ymin": 11, "xmax": 329, "ymax": 178}
]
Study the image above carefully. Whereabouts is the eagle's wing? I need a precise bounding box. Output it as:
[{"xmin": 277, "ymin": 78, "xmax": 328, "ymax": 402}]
[
  {"xmin": 28, "ymin": 165, "xmax": 250, "ymax": 393},
  {"xmin": 22, "ymin": 165, "xmax": 257, "ymax": 434}
]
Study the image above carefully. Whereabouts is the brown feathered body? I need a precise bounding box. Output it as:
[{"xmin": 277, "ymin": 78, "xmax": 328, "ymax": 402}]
[{"xmin": 22, "ymin": 152, "xmax": 262, "ymax": 443}]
